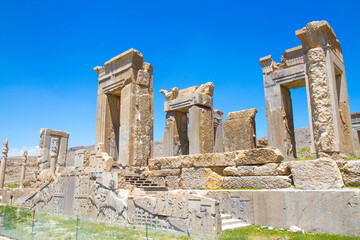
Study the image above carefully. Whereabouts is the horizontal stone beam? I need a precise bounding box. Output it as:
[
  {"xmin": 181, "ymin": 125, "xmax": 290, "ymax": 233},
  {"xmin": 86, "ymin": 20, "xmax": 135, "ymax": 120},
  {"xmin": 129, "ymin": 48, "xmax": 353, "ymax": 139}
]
[{"xmin": 164, "ymin": 93, "xmax": 212, "ymax": 112}]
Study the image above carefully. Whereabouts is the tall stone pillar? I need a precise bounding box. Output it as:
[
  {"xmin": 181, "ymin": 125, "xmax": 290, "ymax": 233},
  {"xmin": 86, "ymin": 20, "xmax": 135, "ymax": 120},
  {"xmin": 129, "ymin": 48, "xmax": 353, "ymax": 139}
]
[
  {"xmin": 119, "ymin": 83, "xmax": 135, "ymax": 167},
  {"xmin": 19, "ymin": 150, "xmax": 27, "ymax": 188},
  {"xmin": 163, "ymin": 111, "xmax": 188, "ymax": 156},
  {"xmin": 296, "ymin": 20, "xmax": 354, "ymax": 156},
  {"xmin": 189, "ymin": 105, "xmax": 214, "ymax": 154},
  {"xmin": 50, "ymin": 138, "xmax": 58, "ymax": 174},
  {"xmin": 213, "ymin": 110, "xmax": 224, "ymax": 153},
  {"xmin": 38, "ymin": 129, "xmax": 52, "ymax": 170},
  {"xmin": 0, "ymin": 139, "xmax": 8, "ymax": 189},
  {"xmin": 223, "ymin": 108, "xmax": 258, "ymax": 151}
]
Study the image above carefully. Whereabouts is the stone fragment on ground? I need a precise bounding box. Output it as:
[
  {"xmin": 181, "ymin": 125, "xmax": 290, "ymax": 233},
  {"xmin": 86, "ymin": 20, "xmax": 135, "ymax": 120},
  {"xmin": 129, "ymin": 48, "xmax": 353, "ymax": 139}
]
[
  {"xmin": 289, "ymin": 158, "xmax": 344, "ymax": 189},
  {"xmin": 342, "ymin": 160, "xmax": 360, "ymax": 186}
]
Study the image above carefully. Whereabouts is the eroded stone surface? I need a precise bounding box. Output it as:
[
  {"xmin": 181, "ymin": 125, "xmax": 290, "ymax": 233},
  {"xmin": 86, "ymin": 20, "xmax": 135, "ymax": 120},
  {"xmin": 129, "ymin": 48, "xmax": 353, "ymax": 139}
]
[
  {"xmin": 234, "ymin": 148, "xmax": 284, "ymax": 165},
  {"xmin": 223, "ymin": 163, "xmax": 290, "ymax": 176},
  {"xmin": 223, "ymin": 176, "xmax": 292, "ymax": 189},
  {"xmin": 224, "ymin": 108, "xmax": 258, "ymax": 151},
  {"xmin": 289, "ymin": 158, "xmax": 344, "ymax": 189},
  {"xmin": 342, "ymin": 160, "xmax": 360, "ymax": 186}
]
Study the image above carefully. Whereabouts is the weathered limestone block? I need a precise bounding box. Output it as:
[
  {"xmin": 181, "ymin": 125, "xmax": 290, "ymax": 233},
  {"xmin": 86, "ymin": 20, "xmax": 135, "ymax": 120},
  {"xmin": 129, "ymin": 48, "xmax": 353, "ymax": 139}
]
[
  {"xmin": 193, "ymin": 152, "xmax": 236, "ymax": 168},
  {"xmin": 147, "ymin": 169, "xmax": 181, "ymax": 177},
  {"xmin": 165, "ymin": 176, "xmax": 180, "ymax": 189},
  {"xmin": 223, "ymin": 176, "xmax": 292, "ymax": 189},
  {"xmin": 189, "ymin": 105, "xmax": 214, "ymax": 154},
  {"xmin": 234, "ymin": 148, "xmax": 284, "ymax": 165},
  {"xmin": 224, "ymin": 108, "xmax": 258, "ymax": 151},
  {"xmin": 148, "ymin": 148, "xmax": 283, "ymax": 170},
  {"xmin": 181, "ymin": 168, "xmax": 208, "ymax": 189},
  {"xmin": 289, "ymin": 158, "xmax": 344, "ymax": 189},
  {"xmin": 223, "ymin": 163, "xmax": 290, "ymax": 176},
  {"xmin": 205, "ymin": 169, "xmax": 223, "ymax": 189},
  {"xmin": 342, "ymin": 160, "xmax": 360, "ymax": 186}
]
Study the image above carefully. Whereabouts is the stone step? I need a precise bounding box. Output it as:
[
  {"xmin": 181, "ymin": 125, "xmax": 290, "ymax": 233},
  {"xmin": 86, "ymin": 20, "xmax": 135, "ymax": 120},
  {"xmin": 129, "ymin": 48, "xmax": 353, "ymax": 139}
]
[
  {"xmin": 141, "ymin": 186, "xmax": 168, "ymax": 191},
  {"xmin": 222, "ymin": 218, "xmax": 243, "ymax": 226},
  {"xmin": 220, "ymin": 214, "xmax": 232, "ymax": 220},
  {"xmin": 222, "ymin": 222, "xmax": 251, "ymax": 231}
]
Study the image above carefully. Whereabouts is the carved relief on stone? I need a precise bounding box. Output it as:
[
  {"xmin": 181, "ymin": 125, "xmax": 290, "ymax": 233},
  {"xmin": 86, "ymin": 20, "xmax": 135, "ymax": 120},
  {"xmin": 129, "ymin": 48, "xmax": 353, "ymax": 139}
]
[{"xmin": 160, "ymin": 87, "xmax": 179, "ymax": 101}]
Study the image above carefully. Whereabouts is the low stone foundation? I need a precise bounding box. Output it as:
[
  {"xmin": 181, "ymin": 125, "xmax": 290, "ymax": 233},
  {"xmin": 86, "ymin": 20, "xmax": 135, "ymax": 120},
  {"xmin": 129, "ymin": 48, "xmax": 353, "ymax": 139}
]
[{"xmin": 193, "ymin": 189, "xmax": 360, "ymax": 237}]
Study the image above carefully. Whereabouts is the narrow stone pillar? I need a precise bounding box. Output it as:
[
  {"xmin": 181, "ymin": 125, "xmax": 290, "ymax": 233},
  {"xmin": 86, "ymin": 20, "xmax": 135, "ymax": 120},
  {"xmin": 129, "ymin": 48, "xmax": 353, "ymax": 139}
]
[
  {"xmin": 213, "ymin": 110, "xmax": 224, "ymax": 152},
  {"xmin": 119, "ymin": 83, "xmax": 135, "ymax": 167},
  {"xmin": 163, "ymin": 111, "xmax": 188, "ymax": 156},
  {"xmin": 38, "ymin": 129, "xmax": 51, "ymax": 170},
  {"xmin": 50, "ymin": 138, "xmax": 58, "ymax": 174},
  {"xmin": 0, "ymin": 139, "xmax": 8, "ymax": 189},
  {"xmin": 19, "ymin": 150, "xmax": 27, "ymax": 188},
  {"xmin": 57, "ymin": 137, "xmax": 68, "ymax": 169},
  {"xmin": 189, "ymin": 105, "xmax": 214, "ymax": 154},
  {"xmin": 223, "ymin": 108, "xmax": 258, "ymax": 151}
]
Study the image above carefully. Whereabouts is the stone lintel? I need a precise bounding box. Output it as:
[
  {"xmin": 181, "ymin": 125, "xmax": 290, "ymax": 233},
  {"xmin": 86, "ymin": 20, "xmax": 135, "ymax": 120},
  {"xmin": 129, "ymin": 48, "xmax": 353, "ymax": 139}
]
[
  {"xmin": 40, "ymin": 128, "xmax": 69, "ymax": 138},
  {"xmin": 94, "ymin": 48, "xmax": 144, "ymax": 82},
  {"xmin": 164, "ymin": 93, "xmax": 212, "ymax": 112},
  {"xmin": 296, "ymin": 20, "xmax": 343, "ymax": 61}
]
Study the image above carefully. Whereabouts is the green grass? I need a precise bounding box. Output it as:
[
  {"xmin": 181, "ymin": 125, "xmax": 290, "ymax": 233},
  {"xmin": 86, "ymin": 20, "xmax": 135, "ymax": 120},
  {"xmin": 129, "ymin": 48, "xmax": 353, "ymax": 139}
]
[
  {"xmin": 3, "ymin": 183, "xmax": 19, "ymax": 188},
  {"xmin": 220, "ymin": 226, "xmax": 360, "ymax": 240},
  {"xmin": 346, "ymin": 155, "xmax": 360, "ymax": 161},
  {"xmin": 346, "ymin": 185, "xmax": 360, "ymax": 189},
  {"xmin": 297, "ymin": 147, "xmax": 310, "ymax": 155}
]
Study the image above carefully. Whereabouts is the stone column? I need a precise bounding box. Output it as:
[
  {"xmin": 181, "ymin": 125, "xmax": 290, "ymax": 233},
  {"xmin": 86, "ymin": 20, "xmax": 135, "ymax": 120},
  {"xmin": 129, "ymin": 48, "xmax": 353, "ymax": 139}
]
[
  {"xmin": 189, "ymin": 105, "xmax": 214, "ymax": 154},
  {"xmin": 223, "ymin": 108, "xmax": 258, "ymax": 151},
  {"xmin": 57, "ymin": 137, "xmax": 68, "ymax": 169},
  {"xmin": 50, "ymin": 138, "xmax": 58, "ymax": 174},
  {"xmin": 37, "ymin": 129, "xmax": 52, "ymax": 170},
  {"xmin": 163, "ymin": 111, "xmax": 188, "ymax": 156},
  {"xmin": 213, "ymin": 110, "xmax": 224, "ymax": 153},
  {"xmin": 296, "ymin": 20, "xmax": 354, "ymax": 156},
  {"xmin": 19, "ymin": 150, "xmax": 27, "ymax": 188},
  {"xmin": 119, "ymin": 83, "xmax": 135, "ymax": 167},
  {"xmin": 0, "ymin": 139, "xmax": 8, "ymax": 189}
]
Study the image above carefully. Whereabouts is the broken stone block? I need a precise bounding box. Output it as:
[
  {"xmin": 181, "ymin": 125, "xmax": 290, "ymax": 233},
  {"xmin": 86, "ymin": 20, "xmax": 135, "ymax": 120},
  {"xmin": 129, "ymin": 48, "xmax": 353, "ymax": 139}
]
[
  {"xmin": 223, "ymin": 176, "xmax": 292, "ymax": 189},
  {"xmin": 224, "ymin": 108, "xmax": 258, "ymax": 151},
  {"xmin": 342, "ymin": 160, "xmax": 360, "ymax": 186},
  {"xmin": 205, "ymin": 168, "xmax": 223, "ymax": 189},
  {"xmin": 223, "ymin": 163, "xmax": 290, "ymax": 176},
  {"xmin": 289, "ymin": 158, "xmax": 344, "ymax": 189},
  {"xmin": 234, "ymin": 148, "xmax": 284, "ymax": 165}
]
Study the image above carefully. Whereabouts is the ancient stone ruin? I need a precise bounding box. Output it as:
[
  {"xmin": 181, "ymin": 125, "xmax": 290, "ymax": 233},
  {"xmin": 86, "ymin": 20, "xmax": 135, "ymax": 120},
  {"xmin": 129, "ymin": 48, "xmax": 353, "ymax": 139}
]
[
  {"xmin": 0, "ymin": 21, "xmax": 360, "ymax": 238},
  {"xmin": 260, "ymin": 21, "xmax": 355, "ymax": 159}
]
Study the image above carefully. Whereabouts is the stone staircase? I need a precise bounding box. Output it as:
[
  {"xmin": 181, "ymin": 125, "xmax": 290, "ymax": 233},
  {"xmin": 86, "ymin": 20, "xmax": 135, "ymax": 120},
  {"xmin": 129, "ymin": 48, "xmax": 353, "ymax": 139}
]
[
  {"xmin": 221, "ymin": 214, "xmax": 251, "ymax": 231},
  {"xmin": 125, "ymin": 175, "xmax": 168, "ymax": 192}
]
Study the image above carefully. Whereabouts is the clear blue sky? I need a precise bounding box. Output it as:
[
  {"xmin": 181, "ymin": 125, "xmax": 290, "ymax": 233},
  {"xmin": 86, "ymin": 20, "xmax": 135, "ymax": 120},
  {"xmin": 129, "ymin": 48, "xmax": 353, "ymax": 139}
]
[{"xmin": 1, "ymin": 0, "xmax": 359, "ymax": 156}]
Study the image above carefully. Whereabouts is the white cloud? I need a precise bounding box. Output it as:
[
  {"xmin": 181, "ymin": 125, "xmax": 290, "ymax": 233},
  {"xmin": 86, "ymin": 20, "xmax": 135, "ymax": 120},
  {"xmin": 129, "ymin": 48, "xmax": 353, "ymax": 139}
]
[{"xmin": 8, "ymin": 146, "xmax": 39, "ymax": 157}]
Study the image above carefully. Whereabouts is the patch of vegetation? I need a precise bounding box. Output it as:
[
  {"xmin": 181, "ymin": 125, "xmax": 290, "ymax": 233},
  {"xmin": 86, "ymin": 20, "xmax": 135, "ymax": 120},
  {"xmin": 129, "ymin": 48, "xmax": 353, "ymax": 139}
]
[
  {"xmin": 346, "ymin": 185, "xmax": 360, "ymax": 189},
  {"xmin": 220, "ymin": 225, "xmax": 360, "ymax": 240},
  {"xmin": 3, "ymin": 183, "xmax": 19, "ymax": 188},
  {"xmin": 297, "ymin": 147, "xmax": 310, "ymax": 155},
  {"xmin": 346, "ymin": 155, "xmax": 360, "ymax": 161}
]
